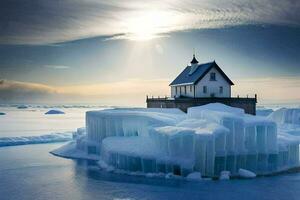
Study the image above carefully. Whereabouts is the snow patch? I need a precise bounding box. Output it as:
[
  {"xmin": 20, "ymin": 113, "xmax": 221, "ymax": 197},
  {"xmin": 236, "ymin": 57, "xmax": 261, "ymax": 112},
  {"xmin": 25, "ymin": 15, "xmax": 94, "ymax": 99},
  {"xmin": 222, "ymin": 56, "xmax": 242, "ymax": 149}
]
[
  {"xmin": 256, "ymin": 108, "xmax": 273, "ymax": 117},
  {"xmin": 238, "ymin": 169, "xmax": 256, "ymax": 178},
  {"xmin": 186, "ymin": 172, "xmax": 202, "ymax": 181},
  {"xmin": 219, "ymin": 171, "xmax": 230, "ymax": 180}
]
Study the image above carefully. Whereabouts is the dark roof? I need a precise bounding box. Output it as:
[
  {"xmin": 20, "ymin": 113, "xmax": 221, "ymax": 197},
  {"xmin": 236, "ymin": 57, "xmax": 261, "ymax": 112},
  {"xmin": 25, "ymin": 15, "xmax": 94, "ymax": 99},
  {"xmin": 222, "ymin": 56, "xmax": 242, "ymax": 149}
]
[
  {"xmin": 169, "ymin": 61, "xmax": 234, "ymax": 86},
  {"xmin": 190, "ymin": 55, "xmax": 198, "ymax": 64}
]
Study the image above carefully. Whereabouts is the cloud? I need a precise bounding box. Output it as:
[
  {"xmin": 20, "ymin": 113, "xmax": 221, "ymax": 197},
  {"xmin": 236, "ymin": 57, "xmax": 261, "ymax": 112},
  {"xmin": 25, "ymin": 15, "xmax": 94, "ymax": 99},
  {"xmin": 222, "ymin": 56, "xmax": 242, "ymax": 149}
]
[
  {"xmin": 44, "ymin": 65, "xmax": 70, "ymax": 69},
  {"xmin": 0, "ymin": 0, "xmax": 299, "ymax": 44},
  {"xmin": 0, "ymin": 79, "xmax": 58, "ymax": 102},
  {"xmin": 0, "ymin": 79, "xmax": 169, "ymax": 106},
  {"xmin": 1, "ymin": 76, "xmax": 300, "ymax": 105},
  {"xmin": 232, "ymin": 76, "xmax": 300, "ymax": 104}
]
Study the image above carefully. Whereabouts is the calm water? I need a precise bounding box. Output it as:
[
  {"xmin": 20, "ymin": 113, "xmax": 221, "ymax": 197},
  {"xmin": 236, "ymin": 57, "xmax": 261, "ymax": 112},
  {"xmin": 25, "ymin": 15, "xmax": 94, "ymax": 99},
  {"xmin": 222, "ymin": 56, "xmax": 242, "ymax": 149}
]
[
  {"xmin": 0, "ymin": 106, "xmax": 104, "ymax": 137},
  {"xmin": 1, "ymin": 143, "xmax": 300, "ymax": 200}
]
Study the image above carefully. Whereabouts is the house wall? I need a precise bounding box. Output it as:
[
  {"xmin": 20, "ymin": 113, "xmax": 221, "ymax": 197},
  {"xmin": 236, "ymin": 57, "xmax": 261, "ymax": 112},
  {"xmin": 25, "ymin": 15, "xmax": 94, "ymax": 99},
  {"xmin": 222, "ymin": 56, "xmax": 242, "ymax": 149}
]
[{"xmin": 195, "ymin": 67, "xmax": 231, "ymax": 98}]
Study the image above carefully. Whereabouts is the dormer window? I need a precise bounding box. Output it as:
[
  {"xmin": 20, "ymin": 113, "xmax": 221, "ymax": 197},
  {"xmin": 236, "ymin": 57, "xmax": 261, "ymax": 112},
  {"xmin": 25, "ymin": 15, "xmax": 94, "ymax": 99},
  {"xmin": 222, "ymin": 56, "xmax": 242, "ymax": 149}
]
[{"xmin": 210, "ymin": 72, "xmax": 216, "ymax": 81}]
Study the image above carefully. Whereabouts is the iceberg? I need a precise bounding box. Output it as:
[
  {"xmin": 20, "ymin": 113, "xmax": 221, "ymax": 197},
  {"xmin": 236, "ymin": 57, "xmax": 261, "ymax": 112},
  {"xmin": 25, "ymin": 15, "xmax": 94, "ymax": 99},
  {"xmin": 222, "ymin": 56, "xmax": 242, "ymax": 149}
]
[
  {"xmin": 238, "ymin": 168, "xmax": 256, "ymax": 178},
  {"xmin": 53, "ymin": 103, "xmax": 300, "ymax": 179},
  {"xmin": 17, "ymin": 105, "xmax": 28, "ymax": 109},
  {"xmin": 45, "ymin": 109, "xmax": 65, "ymax": 115}
]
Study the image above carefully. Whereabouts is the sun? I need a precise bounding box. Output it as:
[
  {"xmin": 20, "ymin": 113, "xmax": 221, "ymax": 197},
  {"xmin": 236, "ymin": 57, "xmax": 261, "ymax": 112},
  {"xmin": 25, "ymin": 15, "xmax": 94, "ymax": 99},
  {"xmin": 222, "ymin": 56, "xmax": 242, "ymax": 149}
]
[{"xmin": 123, "ymin": 10, "xmax": 177, "ymax": 41}]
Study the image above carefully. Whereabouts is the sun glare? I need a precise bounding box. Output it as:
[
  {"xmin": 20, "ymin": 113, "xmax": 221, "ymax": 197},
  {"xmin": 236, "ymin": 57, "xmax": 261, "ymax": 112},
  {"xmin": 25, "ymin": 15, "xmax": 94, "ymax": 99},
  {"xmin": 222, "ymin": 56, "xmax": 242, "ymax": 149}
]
[{"xmin": 124, "ymin": 10, "xmax": 178, "ymax": 41}]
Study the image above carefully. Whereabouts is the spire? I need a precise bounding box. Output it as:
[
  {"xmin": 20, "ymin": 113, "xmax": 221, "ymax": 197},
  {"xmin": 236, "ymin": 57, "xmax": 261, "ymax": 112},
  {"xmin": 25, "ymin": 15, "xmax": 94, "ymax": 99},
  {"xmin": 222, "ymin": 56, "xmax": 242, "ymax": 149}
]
[
  {"xmin": 191, "ymin": 53, "xmax": 198, "ymax": 64},
  {"xmin": 189, "ymin": 51, "xmax": 199, "ymax": 75}
]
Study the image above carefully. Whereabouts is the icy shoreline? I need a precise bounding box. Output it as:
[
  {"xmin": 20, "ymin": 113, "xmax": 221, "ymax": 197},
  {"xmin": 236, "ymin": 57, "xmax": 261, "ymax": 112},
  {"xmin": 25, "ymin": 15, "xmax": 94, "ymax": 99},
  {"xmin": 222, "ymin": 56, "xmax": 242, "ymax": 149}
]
[{"xmin": 0, "ymin": 132, "xmax": 72, "ymax": 147}]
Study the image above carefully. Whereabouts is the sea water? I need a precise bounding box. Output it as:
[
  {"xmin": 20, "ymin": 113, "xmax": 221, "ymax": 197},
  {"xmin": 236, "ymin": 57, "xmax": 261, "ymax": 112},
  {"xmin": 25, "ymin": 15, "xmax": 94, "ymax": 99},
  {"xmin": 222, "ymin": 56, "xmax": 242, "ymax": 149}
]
[
  {"xmin": 1, "ymin": 104, "xmax": 300, "ymax": 200},
  {"xmin": 1, "ymin": 143, "xmax": 300, "ymax": 200}
]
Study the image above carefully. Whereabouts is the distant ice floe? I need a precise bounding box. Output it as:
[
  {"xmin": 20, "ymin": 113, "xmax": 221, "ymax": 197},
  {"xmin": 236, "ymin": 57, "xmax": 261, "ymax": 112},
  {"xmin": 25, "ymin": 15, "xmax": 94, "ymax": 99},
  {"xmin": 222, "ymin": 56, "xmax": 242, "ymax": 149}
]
[
  {"xmin": 45, "ymin": 110, "xmax": 65, "ymax": 115},
  {"xmin": 0, "ymin": 132, "xmax": 72, "ymax": 147},
  {"xmin": 52, "ymin": 104, "xmax": 300, "ymax": 180},
  {"xmin": 238, "ymin": 169, "xmax": 256, "ymax": 178},
  {"xmin": 17, "ymin": 105, "xmax": 28, "ymax": 109}
]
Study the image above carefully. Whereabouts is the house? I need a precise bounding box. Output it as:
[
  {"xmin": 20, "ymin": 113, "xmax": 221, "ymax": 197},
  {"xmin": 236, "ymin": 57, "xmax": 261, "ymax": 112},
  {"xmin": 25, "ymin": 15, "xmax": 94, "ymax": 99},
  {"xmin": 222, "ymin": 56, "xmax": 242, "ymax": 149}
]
[
  {"xmin": 146, "ymin": 54, "xmax": 257, "ymax": 115},
  {"xmin": 170, "ymin": 54, "xmax": 234, "ymax": 98}
]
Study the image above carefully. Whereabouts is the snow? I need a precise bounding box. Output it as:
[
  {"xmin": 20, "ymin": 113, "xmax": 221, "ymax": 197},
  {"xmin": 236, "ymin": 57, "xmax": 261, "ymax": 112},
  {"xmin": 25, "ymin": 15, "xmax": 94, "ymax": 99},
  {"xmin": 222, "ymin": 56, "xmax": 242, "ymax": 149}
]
[
  {"xmin": 51, "ymin": 141, "xmax": 100, "ymax": 160},
  {"xmin": 238, "ymin": 169, "xmax": 256, "ymax": 178},
  {"xmin": 45, "ymin": 109, "xmax": 65, "ymax": 115},
  {"xmin": 0, "ymin": 132, "xmax": 72, "ymax": 147},
  {"xmin": 188, "ymin": 103, "xmax": 245, "ymax": 115},
  {"xmin": 256, "ymin": 108, "xmax": 273, "ymax": 117},
  {"xmin": 186, "ymin": 172, "xmax": 202, "ymax": 181},
  {"xmin": 219, "ymin": 171, "xmax": 230, "ymax": 180},
  {"xmin": 268, "ymin": 108, "xmax": 300, "ymax": 125},
  {"xmin": 102, "ymin": 136, "xmax": 160, "ymax": 159},
  {"xmin": 52, "ymin": 103, "xmax": 300, "ymax": 179}
]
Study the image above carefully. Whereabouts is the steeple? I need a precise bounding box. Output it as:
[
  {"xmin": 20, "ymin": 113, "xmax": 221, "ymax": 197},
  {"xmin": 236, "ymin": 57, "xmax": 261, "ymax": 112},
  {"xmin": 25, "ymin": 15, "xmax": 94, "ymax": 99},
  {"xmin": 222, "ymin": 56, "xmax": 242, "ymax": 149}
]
[
  {"xmin": 189, "ymin": 53, "xmax": 199, "ymax": 75},
  {"xmin": 190, "ymin": 54, "xmax": 199, "ymax": 64}
]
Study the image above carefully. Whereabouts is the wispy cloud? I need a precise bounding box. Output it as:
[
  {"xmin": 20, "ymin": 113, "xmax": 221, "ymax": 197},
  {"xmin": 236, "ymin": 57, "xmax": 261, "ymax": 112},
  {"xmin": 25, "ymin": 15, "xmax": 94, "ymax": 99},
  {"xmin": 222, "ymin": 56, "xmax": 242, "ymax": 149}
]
[
  {"xmin": 44, "ymin": 65, "xmax": 70, "ymax": 69},
  {"xmin": 0, "ymin": 0, "xmax": 299, "ymax": 44},
  {"xmin": 1, "ymin": 76, "xmax": 300, "ymax": 105},
  {"xmin": 0, "ymin": 79, "xmax": 169, "ymax": 106}
]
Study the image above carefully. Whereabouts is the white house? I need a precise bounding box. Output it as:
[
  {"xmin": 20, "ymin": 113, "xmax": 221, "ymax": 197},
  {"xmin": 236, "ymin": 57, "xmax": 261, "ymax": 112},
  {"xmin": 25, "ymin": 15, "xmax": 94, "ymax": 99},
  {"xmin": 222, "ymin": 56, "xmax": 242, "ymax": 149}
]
[{"xmin": 170, "ymin": 55, "xmax": 234, "ymax": 98}]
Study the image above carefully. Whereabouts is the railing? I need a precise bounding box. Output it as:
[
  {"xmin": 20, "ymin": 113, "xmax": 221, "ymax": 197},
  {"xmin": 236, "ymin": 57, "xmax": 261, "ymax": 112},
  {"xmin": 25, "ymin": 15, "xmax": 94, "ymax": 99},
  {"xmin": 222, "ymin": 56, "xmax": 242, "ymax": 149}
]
[
  {"xmin": 147, "ymin": 94, "xmax": 257, "ymax": 100},
  {"xmin": 146, "ymin": 95, "xmax": 170, "ymax": 100}
]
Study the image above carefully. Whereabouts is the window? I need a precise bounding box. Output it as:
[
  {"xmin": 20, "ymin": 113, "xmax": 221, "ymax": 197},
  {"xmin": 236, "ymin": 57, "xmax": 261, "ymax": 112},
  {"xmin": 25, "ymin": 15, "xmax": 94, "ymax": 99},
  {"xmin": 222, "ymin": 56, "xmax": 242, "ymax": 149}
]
[
  {"xmin": 210, "ymin": 72, "xmax": 216, "ymax": 81},
  {"xmin": 184, "ymin": 86, "xmax": 187, "ymax": 94},
  {"xmin": 203, "ymin": 86, "xmax": 207, "ymax": 93},
  {"xmin": 190, "ymin": 85, "xmax": 192, "ymax": 92},
  {"xmin": 175, "ymin": 87, "xmax": 178, "ymax": 95},
  {"xmin": 219, "ymin": 86, "xmax": 223, "ymax": 94}
]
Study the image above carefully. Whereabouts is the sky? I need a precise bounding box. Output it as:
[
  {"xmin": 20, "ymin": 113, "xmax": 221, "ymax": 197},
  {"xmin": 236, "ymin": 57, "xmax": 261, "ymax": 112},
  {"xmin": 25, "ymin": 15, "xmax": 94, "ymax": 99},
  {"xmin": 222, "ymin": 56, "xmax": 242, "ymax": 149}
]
[{"xmin": 0, "ymin": 0, "xmax": 300, "ymax": 106}]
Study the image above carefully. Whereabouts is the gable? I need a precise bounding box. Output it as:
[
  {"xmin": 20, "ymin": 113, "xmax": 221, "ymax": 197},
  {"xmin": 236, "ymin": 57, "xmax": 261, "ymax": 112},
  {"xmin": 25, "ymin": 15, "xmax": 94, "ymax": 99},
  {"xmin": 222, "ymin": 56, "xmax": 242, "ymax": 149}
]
[
  {"xmin": 169, "ymin": 61, "xmax": 234, "ymax": 86},
  {"xmin": 194, "ymin": 63, "xmax": 234, "ymax": 85},
  {"xmin": 196, "ymin": 67, "xmax": 230, "ymax": 86}
]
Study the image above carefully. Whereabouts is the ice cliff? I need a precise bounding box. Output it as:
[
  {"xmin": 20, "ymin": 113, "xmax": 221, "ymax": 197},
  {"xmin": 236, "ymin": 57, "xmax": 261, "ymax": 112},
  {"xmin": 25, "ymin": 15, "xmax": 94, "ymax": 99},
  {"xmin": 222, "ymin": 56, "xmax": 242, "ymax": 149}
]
[{"xmin": 53, "ymin": 104, "xmax": 300, "ymax": 178}]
